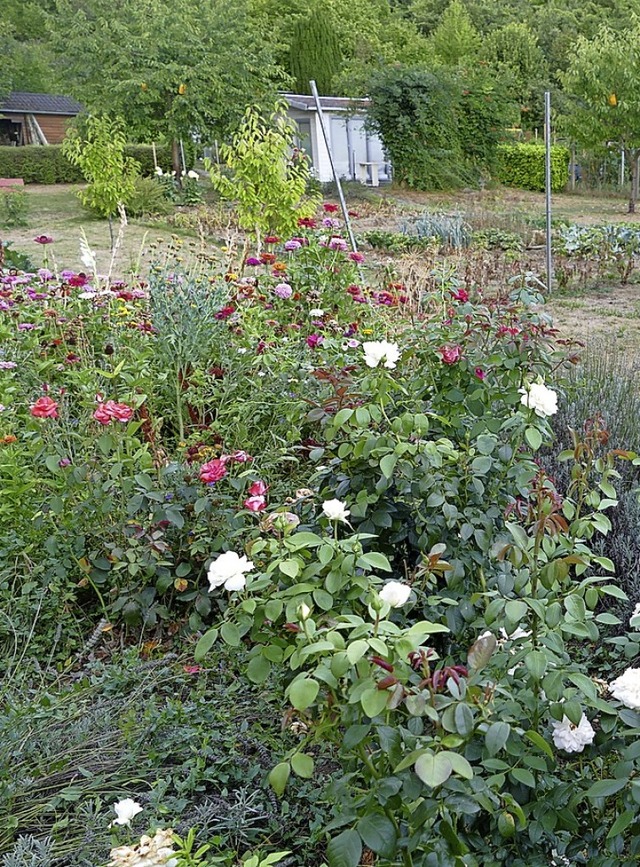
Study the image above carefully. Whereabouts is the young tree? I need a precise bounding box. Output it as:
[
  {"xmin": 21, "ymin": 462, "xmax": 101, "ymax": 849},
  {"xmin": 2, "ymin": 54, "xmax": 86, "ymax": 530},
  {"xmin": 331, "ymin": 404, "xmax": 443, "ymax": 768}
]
[
  {"xmin": 49, "ymin": 0, "xmax": 284, "ymax": 174},
  {"xmin": 288, "ymin": 5, "xmax": 342, "ymax": 94},
  {"xmin": 562, "ymin": 23, "xmax": 640, "ymax": 212},
  {"xmin": 207, "ymin": 102, "xmax": 320, "ymax": 251},
  {"xmin": 63, "ymin": 115, "xmax": 139, "ymax": 244}
]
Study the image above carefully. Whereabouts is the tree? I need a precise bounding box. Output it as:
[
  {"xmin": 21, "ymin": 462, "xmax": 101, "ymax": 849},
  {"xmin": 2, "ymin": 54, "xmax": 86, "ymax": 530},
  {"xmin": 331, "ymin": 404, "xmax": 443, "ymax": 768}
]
[
  {"xmin": 49, "ymin": 0, "xmax": 284, "ymax": 174},
  {"xmin": 63, "ymin": 115, "xmax": 139, "ymax": 243},
  {"xmin": 0, "ymin": 0, "xmax": 58, "ymax": 95},
  {"xmin": 562, "ymin": 23, "xmax": 640, "ymax": 212},
  {"xmin": 288, "ymin": 5, "xmax": 342, "ymax": 94},
  {"xmin": 207, "ymin": 102, "xmax": 320, "ymax": 251},
  {"xmin": 430, "ymin": 0, "xmax": 480, "ymax": 66}
]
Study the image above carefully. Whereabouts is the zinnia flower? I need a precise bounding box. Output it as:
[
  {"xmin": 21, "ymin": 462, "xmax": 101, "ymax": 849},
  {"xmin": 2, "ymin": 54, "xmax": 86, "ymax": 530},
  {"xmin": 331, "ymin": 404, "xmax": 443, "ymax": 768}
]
[
  {"xmin": 451, "ymin": 288, "xmax": 469, "ymax": 302},
  {"xmin": 610, "ymin": 667, "xmax": 640, "ymax": 709},
  {"xmin": 379, "ymin": 581, "xmax": 412, "ymax": 608},
  {"xmin": 550, "ymin": 714, "xmax": 595, "ymax": 753},
  {"xmin": 306, "ymin": 334, "xmax": 324, "ymax": 349},
  {"xmin": 207, "ymin": 550, "xmax": 254, "ymax": 592},
  {"xmin": 284, "ymin": 239, "xmax": 302, "ymax": 251},
  {"xmin": 323, "ymin": 203, "xmax": 339, "ymax": 213},
  {"xmin": 30, "ymin": 396, "xmax": 58, "ymax": 419},
  {"xmin": 274, "ymin": 283, "xmax": 293, "ymax": 299},
  {"xmin": 362, "ymin": 340, "xmax": 400, "ymax": 370},
  {"xmin": 246, "ymin": 257, "xmax": 261, "ymax": 266},
  {"xmin": 110, "ymin": 798, "xmax": 143, "ymax": 827},
  {"xmin": 519, "ymin": 382, "xmax": 558, "ymax": 417},
  {"xmin": 322, "ymin": 499, "xmax": 350, "ymax": 522},
  {"xmin": 34, "ymin": 235, "xmax": 54, "ymax": 245},
  {"xmin": 329, "ymin": 237, "xmax": 348, "ymax": 252},
  {"xmin": 349, "ymin": 251, "xmax": 365, "ymax": 263},
  {"xmin": 200, "ymin": 458, "xmax": 228, "ymax": 485}
]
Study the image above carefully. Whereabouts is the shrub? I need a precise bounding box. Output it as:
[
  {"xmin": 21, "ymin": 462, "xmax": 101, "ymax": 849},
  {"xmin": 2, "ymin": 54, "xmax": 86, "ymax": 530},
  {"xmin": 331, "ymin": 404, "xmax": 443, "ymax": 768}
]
[
  {"xmin": 496, "ymin": 143, "xmax": 569, "ymax": 192},
  {"xmin": 125, "ymin": 176, "xmax": 174, "ymax": 217},
  {"xmin": 0, "ymin": 144, "xmax": 181, "ymax": 184},
  {"xmin": 0, "ymin": 188, "xmax": 28, "ymax": 228}
]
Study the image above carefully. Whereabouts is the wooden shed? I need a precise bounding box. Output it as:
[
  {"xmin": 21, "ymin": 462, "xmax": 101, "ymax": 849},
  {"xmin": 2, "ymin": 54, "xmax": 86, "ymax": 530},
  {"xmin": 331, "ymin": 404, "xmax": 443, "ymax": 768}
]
[{"xmin": 0, "ymin": 92, "xmax": 83, "ymax": 146}]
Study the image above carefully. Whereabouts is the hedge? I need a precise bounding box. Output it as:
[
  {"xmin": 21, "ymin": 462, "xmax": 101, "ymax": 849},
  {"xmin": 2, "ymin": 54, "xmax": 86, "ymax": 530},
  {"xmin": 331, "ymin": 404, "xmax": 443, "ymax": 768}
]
[
  {"xmin": 496, "ymin": 143, "xmax": 570, "ymax": 193},
  {"xmin": 0, "ymin": 143, "xmax": 194, "ymax": 184}
]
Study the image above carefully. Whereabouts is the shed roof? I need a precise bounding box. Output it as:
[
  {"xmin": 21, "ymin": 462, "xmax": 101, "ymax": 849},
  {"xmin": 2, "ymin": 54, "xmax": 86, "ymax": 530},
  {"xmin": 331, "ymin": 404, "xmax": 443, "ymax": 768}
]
[
  {"xmin": 283, "ymin": 93, "xmax": 369, "ymax": 112},
  {"xmin": 0, "ymin": 92, "xmax": 83, "ymax": 116}
]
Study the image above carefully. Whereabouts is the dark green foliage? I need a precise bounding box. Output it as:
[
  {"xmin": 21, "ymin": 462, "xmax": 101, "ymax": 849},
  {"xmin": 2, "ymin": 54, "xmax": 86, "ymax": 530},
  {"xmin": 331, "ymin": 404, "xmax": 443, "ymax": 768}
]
[
  {"xmin": 125, "ymin": 177, "xmax": 174, "ymax": 217},
  {"xmin": 496, "ymin": 143, "xmax": 569, "ymax": 192},
  {"xmin": 367, "ymin": 65, "xmax": 507, "ymax": 190},
  {"xmin": 288, "ymin": 5, "xmax": 342, "ymax": 94},
  {"xmin": 0, "ymin": 144, "xmax": 183, "ymax": 185}
]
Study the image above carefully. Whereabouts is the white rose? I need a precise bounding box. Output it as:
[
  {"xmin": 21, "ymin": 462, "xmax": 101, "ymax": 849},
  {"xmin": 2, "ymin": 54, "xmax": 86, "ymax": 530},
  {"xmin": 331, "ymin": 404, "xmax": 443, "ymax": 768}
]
[
  {"xmin": 630, "ymin": 602, "xmax": 640, "ymax": 628},
  {"xmin": 610, "ymin": 667, "xmax": 640, "ymax": 709},
  {"xmin": 187, "ymin": 169, "xmax": 199, "ymax": 179},
  {"xmin": 110, "ymin": 797, "xmax": 143, "ymax": 827},
  {"xmin": 519, "ymin": 382, "xmax": 558, "ymax": 417},
  {"xmin": 550, "ymin": 714, "xmax": 595, "ymax": 753},
  {"xmin": 298, "ymin": 603, "xmax": 311, "ymax": 621},
  {"xmin": 207, "ymin": 550, "xmax": 254, "ymax": 592},
  {"xmin": 500, "ymin": 626, "xmax": 531, "ymax": 641},
  {"xmin": 322, "ymin": 498, "xmax": 350, "ymax": 522},
  {"xmin": 379, "ymin": 580, "xmax": 412, "ymax": 608},
  {"xmin": 362, "ymin": 340, "xmax": 401, "ymax": 370},
  {"xmin": 154, "ymin": 166, "xmax": 163, "ymax": 176}
]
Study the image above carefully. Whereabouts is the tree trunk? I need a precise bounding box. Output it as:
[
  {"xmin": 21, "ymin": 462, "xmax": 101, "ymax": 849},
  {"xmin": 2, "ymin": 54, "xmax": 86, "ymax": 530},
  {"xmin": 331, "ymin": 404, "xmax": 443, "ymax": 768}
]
[
  {"xmin": 627, "ymin": 149, "xmax": 639, "ymax": 214},
  {"xmin": 172, "ymin": 138, "xmax": 182, "ymax": 187}
]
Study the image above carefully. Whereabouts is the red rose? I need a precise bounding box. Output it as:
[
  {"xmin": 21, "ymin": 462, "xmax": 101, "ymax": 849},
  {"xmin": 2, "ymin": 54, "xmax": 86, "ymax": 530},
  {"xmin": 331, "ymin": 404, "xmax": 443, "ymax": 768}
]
[{"xmin": 30, "ymin": 396, "xmax": 59, "ymax": 419}]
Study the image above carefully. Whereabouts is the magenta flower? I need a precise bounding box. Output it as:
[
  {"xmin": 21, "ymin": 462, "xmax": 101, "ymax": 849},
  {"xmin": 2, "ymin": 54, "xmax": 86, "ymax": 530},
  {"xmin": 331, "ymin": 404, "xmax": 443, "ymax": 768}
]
[
  {"xmin": 474, "ymin": 367, "xmax": 486, "ymax": 380},
  {"xmin": 34, "ymin": 235, "xmax": 54, "ymax": 245},
  {"xmin": 249, "ymin": 480, "xmax": 268, "ymax": 496},
  {"xmin": 451, "ymin": 288, "xmax": 469, "ymax": 302},
  {"xmin": 18, "ymin": 323, "xmax": 36, "ymax": 331},
  {"xmin": 306, "ymin": 334, "xmax": 324, "ymax": 349},
  {"xmin": 246, "ymin": 257, "xmax": 261, "ymax": 266},
  {"xmin": 349, "ymin": 251, "xmax": 365, "ymax": 263},
  {"xmin": 200, "ymin": 458, "xmax": 228, "ymax": 485},
  {"xmin": 244, "ymin": 495, "xmax": 267, "ymax": 512},
  {"xmin": 329, "ymin": 237, "xmax": 348, "ymax": 252}
]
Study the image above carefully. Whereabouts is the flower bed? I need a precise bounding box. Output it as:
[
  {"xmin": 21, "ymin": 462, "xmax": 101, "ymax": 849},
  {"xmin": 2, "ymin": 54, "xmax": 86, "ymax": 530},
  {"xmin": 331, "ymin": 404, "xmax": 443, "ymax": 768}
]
[{"xmin": 2, "ymin": 212, "xmax": 640, "ymax": 865}]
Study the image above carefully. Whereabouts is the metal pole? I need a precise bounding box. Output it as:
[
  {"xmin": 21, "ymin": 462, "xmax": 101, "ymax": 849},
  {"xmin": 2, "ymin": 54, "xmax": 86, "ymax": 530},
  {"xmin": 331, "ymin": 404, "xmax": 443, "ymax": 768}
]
[
  {"xmin": 309, "ymin": 80, "xmax": 358, "ymax": 254},
  {"xmin": 621, "ymin": 148, "xmax": 625, "ymax": 189},
  {"xmin": 544, "ymin": 91, "xmax": 552, "ymax": 293}
]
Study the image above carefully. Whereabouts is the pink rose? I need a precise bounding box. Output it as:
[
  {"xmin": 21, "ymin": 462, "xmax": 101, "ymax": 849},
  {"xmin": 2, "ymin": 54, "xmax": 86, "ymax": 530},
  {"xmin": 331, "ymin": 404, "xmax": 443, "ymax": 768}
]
[
  {"xmin": 249, "ymin": 480, "xmax": 268, "ymax": 497},
  {"xmin": 437, "ymin": 345, "xmax": 462, "ymax": 364},
  {"xmin": 104, "ymin": 400, "xmax": 134, "ymax": 422},
  {"xmin": 200, "ymin": 459, "xmax": 228, "ymax": 485},
  {"xmin": 244, "ymin": 495, "xmax": 267, "ymax": 512},
  {"xmin": 30, "ymin": 396, "xmax": 58, "ymax": 419},
  {"xmin": 93, "ymin": 403, "xmax": 112, "ymax": 425}
]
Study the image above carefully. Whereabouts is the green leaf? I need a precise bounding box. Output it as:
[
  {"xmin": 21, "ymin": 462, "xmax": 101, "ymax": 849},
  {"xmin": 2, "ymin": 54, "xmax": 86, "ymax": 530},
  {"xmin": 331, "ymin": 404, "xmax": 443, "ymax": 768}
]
[
  {"xmin": 485, "ymin": 722, "xmax": 510, "ymax": 755},
  {"xmin": 342, "ymin": 724, "xmax": 370, "ymax": 750},
  {"xmin": 278, "ymin": 559, "xmax": 300, "ymax": 579},
  {"xmin": 247, "ymin": 654, "xmax": 271, "ymax": 684},
  {"xmin": 357, "ymin": 551, "xmax": 392, "ymax": 572},
  {"xmin": 475, "ymin": 434, "xmax": 497, "ymax": 455},
  {"xmin": 524, "ymin": 729, "xmax": 554, "ymax": 760},
  {"xmin": 268, "ymin": 762, "xmax": 290, "ymax": 796},
  {"xmin": 511, "ymin": 768, "xmax": 536, "ymax": 788},
  {"xmin": 346, "ymin": 639, "xmax": 369, "ymax": 664},
  {"xmin": 291, "ymin": 752, "xmax": 314, "ymax": 778},
  {"xmin": 220, "ymin": 622, "xmax": 241, "ymax": 647},
  {"xmin": 286, "ymin": 532, "xmax": 323, "ymax": 550},
  {"xmin": 380, "ymin": 453, "xmax": 398, "ymax": 479},
  {"xmin": 454, "ymin": 703, "xmax": 474, "ymax": 737},
  {"xmin": 194, "ymin": 627, "xmax": 218, "ymax": 661},
  {"xmin": 505, "ymin": 600, "xmax": 528, "ymax": 622},
  {"xmin": 327, "ymin": 830, "xmax": 362, "ymax": 867},
  {"xmin": 442, "ymin": 751, "xmax": 474, "ymax": 780},
  {"xmin": 524, "ymin": 427, "xmax": 542, "ymax": 451},
  {"xmin": 357, "ymin": 814, "xmax": 398, "ymax": 858},
  {"xmin": 332, "ymin": 408, "xmax": 354, "ymax": 428},
  {"xmin": 607, "ymin": 808, "xmax": 636, "ymax": 839},
  {"xmin": 414, "ymin": 751, "xmax": 452, "ymax": 788},
  {"xmin": 586, "ymin": 779, "xmax": 627, "ymax": 799},
  {"xmin": 498, "ymin": 812, "xmax": 516, "ymax": 838},
  {"xmin": 471, "ymin": 455, "xmax": 492, "ymax": 475},
  {"xmin": 525, "ymin": 651, "xmax": 548, "ymax": 680},
  {"xmin": 289, "ymin": 678, "xmax": 320, "ymax": 710},
  {"xmin": 361, "ymin": 688, "xmax": 389, "ymax": 718}
]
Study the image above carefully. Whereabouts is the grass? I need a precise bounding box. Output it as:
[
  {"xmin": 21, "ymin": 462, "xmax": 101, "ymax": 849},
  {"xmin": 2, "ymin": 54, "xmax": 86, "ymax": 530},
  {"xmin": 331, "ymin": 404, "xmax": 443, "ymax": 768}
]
[{"xmin": 1, "ymin": 184, "xmax": 207, "ymax": 276}]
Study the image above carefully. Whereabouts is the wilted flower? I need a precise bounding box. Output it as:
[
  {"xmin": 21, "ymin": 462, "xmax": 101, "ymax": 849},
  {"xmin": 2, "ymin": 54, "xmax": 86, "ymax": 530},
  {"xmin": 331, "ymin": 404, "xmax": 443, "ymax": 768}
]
[
  {"xmin": 262, "ymin": 511, "xmax": 300, "ymax": 533},
  {"xmin": 322, "ymin": 498, "xmax": 350, "ymax": 522},
  {"xmin": 609, "ymin": 667, "xmax": 640, "ymax": 709},
  {"xmin": 110, "ymin": 798, "xmax": 143, "ymax": 827},
  {"xmin": 551, "ymin": 714, "xmax": 595, "ymax": 753},
  {"xmin": 379, "ymin": 581, "xmax": 412, "ymax": 608},
  {"xmin": 108, "ymin": 827, "xmax": 177, "ymax": 867},
  {"xmin": 207, "ymin": 550, "xmax": 254, "ymax": 592},
  {"xmin": 519, "ymin": 382, "xmax": 558, "ymax": 417},
  {"xmin": 362, "ymin": 340, "xmax": 400, "ymax": 370},
  {"xmin": 30, "ymin": 396, "xmax": 59, "ymax": 419}
]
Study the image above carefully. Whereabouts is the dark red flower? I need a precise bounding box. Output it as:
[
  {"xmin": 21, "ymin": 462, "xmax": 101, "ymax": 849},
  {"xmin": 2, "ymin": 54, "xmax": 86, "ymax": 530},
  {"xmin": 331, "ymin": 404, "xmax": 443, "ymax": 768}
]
[
  {"xmin": 214, "ymin": 305, "xmax": 236, "ymax": 320},
  {"xmin": 323, "ymin": 203, "xmax": 339, "ymax": 213},
  {"xmin": 34, "ymin": 235, "xmax": 54, "ymax": 245}
]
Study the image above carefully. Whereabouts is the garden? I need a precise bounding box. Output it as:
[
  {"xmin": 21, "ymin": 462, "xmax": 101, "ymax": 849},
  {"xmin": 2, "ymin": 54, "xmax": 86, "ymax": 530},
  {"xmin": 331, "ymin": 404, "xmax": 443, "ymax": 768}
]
[{"xmin": 4, "ymin": 96, "xmax": 640, "ymax": 867}]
